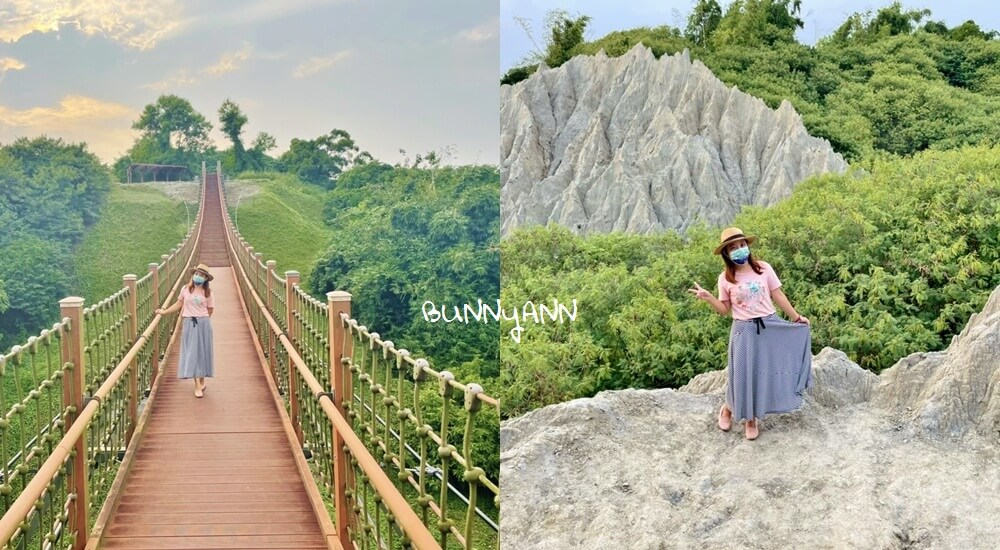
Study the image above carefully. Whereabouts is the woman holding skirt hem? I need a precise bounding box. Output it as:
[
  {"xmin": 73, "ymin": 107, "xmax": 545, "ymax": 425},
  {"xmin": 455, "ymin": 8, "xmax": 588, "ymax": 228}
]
[
  {"xmin": 688, "ymin": 228, "xmax": 812, "ymax": 440},
  {"xmin": 156, "ymin": 263, "xmax": 215, "ymax": 398}
]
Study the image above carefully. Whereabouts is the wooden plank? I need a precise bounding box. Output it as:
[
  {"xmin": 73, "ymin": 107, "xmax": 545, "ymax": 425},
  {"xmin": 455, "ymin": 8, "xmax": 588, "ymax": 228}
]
[
  {"xmin": 101, "ymin": 534, "xmax": 326, "ymax": 549},
  {"xmin": 108, "ymin": 511, "xmax": 318, "ymax": 525},
  {"xmin": 105, "ymin": 522, "xmax": 322, "ymax": 537}
]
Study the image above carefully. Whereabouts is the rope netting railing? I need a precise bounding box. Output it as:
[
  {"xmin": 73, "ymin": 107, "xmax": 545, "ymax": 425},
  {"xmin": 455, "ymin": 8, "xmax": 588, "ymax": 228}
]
[
  {"xmin": 0, "ymin": 169, "xmax": 206, "ymax": 549},
  {"xmin": 218, "ymin": 164, "xmax": 499, "ymax": 550}
]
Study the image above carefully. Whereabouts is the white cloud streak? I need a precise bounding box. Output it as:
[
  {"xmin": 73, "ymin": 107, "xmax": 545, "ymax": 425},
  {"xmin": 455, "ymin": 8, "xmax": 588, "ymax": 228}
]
[
  {"xmin": 292, "ymin": 50, "xmax": 351, "ymax": 78},
  {"xmin": 202, "ymin": 43, "xmax": 253, "ymax": 75},
  {"xmin": 453, "ymin": 17, "xmax": 499, "ymax": 43},
  {"xmin": 0, "ymin": 57, "xmax": 26, "ymax": 82}
]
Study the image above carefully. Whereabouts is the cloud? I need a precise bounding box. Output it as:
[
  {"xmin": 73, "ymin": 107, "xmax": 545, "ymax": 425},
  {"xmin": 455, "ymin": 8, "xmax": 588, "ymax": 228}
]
[
  {"xmin": 0, "ymin": 95, "xmax": 132, "ymax": 127},
  {"xmin": 168, "ymin": 0, "xmax": 351, "ymax": 40},
  {"xmin": 141, "ymin": 74, "xmax": 198, "ymax": 91},
  {"xmin": 292, "ymin": 51, "xmax": 351, "ymax": 78},
  {"xmin": 453, "ymin": 17, "xmax": 499, "ymax": 43},
  {"xmin": 0, "ymin": 0, "xmax": 184, "ymax": 50},
  {"xmin": 0, "ymin": 57, "xmax": 26, "ymax": 82},
  {"xmin": 202, "ymin": 43, "xmax": 253, "ymax": 75},
  {"xmin": 0, "ymin": 96, "xmax": 136, "ymax": 162}
]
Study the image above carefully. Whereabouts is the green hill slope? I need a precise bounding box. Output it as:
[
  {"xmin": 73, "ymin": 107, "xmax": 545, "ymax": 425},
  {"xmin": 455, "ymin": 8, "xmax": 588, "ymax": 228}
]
[
  {"xmin": 224, "ymin": 172, "xmax": 332, "ymax": 293},
  {"xmin": 73, "ymin": 183, "xmax": 191, "ymax": 303}
]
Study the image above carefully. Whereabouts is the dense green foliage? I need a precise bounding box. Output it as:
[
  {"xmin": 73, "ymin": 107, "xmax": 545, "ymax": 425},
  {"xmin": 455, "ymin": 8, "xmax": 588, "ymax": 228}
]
[
  {"xmin": 0, "ymin": 137, "xmax": 111, "ymax": 350},
  {"xmin": 224, "ymin": 172, "xmax": 333, "ymax": 292},
  {"xmin": 312, "ymin": 163, "xmax": 500, "ymax": 379},
  {"xmin": 278, "ymin": 129, "xmax": 372, "ymax": 187},
  {"xmin": 228, "ymin": 165, "xmax": 501, "ymax": 482},
  {"xmin": 500, "ymin": 147, "xmax": 1000, "ymax": 417},
  {"xmin": 112, "ymin": 94, "xmax": 216, "ymax": 180},
  {"xmin": 309, "ymin": 163, "xmax": 500, "ymax": 480},
  {"xmin": 73, "ymin": 184, "xmax": 190, "ymax": 302},
  {"xmin": 503, "ymin": 2, "xmax": 1000, "ymax": 162}
]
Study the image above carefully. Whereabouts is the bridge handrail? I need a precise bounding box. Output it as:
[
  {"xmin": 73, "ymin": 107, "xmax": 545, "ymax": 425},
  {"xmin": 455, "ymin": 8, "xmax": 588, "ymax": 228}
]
[
  {"xmin": 221, "ymin": 170, "xmax": 499, "ymax": 550},
  {"xmin": 222, "ymin": 217, "xmax": 441, "ymax": 550},
  {"xmin": 0, "ymin": 167, "xmax": 207, "ymax": 549}
]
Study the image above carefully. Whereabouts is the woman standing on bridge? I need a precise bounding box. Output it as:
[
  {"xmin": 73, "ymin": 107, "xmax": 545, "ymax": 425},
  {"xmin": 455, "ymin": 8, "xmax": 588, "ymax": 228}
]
[
  {"xmin": 156, "ymin": 263, "xmax": 215, "ymax": 398},
  {"xmin": 688, "ymin": 228, "xmax": 812, "ymax": 440}
]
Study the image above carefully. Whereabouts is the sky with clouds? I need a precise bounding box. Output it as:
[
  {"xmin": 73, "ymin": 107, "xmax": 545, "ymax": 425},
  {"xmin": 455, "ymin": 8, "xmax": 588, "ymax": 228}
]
[
  {"xmin": 501, "ymin": 0, "xmax": 1000, "ymax": 71},
  {"xmin": 0, "ymin": 0, "xmax": 499, "ymax": 166}
]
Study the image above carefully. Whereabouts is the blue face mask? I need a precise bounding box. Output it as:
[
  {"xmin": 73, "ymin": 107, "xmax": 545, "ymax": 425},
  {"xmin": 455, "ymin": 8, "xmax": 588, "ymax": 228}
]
[
  {"xmin": 193, "ymin": 275, "xmax": 206, "ymax": 285},
  {"xmin": 729, "ymin": 246, "xmax": 750, "ymax": 265}
]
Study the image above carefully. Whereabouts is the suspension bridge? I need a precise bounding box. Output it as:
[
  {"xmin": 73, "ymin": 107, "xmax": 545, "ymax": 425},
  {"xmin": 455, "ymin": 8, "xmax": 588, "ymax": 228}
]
[{"xmin": 0, "ymin": 162, "xmax": 499, "ymax": 549}]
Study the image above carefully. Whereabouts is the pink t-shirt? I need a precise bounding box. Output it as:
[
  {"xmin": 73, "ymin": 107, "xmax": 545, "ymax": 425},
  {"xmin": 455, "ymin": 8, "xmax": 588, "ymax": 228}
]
[
  {"xmin": 717, "ymin": 261, "xmax": 781, "ymax": 320},
  {"xmin": 180, "ymin": 285, "xmax": 214, "ymax": 317}
]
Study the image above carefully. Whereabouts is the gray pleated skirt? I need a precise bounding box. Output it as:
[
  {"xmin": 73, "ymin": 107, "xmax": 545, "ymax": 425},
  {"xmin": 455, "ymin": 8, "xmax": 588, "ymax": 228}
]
[
  {"xmin": 726, "ymin": 313, "xmax": 811, "ymax": 421},
  {"xmin": 178, "ymin": 316, "xmax": 214, "ymax": 379}
]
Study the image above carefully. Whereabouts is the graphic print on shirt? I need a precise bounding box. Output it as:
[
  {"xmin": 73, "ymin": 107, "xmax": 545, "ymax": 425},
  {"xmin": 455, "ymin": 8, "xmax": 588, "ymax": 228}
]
[
  {"xmin": 192, "ymin": 295, "xmax": 204, "ymax": 307},
  {"xmin": 734, "ymin": 281, "xmax": 764, "ymax": 309}
]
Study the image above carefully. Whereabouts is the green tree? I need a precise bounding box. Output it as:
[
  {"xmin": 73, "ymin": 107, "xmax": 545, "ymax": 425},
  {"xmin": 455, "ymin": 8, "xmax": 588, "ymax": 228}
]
[
  {"xmin": 218, "ymin": 99, "xmax": 249, "ymax": 171},
  {"xmin": 829, "ymin": 2, "xmax": 930, "ymax": 45},
  {"xmin": 0, "ymin": 137, "xmax": 111, "ymax": 351},
  {"xmin": 686, "ymin": 0, "xmax": 723, "ymax": 47},
  {"xmin": 133, "ymin": 94, "xmax": 212, "ymax": 154},
  {"xmin": 116, "ymin": 95, "xmax": 215, "ymax": 180},
  {"xmin": 278, "ymin": 129, "xmax": 368, "ymax": 188},
  {"xmin": 246, "ymin": 132, "xmax": 278, "ymax": 171},
  {"xmin": 544, "ymin": 13, "xmax": 591, "ymax": 67},
  {"xmin": 711, "ymin": 0, "xmax": 803, "ymax": 48}
]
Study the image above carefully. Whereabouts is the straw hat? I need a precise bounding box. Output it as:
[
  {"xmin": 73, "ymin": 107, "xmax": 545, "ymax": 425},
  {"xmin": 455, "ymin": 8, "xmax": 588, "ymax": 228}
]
[
  {"xmin": 190, "ymin": 263, "xmax": 214, "ymax": 281},
  {"xmin": 713, "ymin": 227, "xmax": 757, "ymax": 255}
]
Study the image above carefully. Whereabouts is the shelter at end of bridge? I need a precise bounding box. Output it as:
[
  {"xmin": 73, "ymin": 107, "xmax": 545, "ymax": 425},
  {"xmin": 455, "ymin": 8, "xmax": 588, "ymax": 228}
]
[{"xmin": 126, "ymin": 163, "xmax": 193, "ymax": 183}]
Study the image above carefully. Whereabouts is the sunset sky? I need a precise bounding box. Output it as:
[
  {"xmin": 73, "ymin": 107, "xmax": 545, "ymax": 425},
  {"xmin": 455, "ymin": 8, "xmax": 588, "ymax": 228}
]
[{"xmin": 0, "ymin": 0, "xmax": 499, "ymax": 166}]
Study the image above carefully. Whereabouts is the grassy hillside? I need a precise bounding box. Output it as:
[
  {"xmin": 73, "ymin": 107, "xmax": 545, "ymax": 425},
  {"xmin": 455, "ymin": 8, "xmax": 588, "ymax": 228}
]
[
  {"xmin": 72, "ymin": 184, "xmax": 191, "ymax": 304},
  {"xmin": 225, "ymin": 172, "xmax": 332, "ymax": 293}
]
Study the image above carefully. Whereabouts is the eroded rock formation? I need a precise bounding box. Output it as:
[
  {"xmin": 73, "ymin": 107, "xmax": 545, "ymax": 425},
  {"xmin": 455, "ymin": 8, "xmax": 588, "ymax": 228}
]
[{"xmin": 500, "ymin": 45, "xmax": 848, "ymax": 236}]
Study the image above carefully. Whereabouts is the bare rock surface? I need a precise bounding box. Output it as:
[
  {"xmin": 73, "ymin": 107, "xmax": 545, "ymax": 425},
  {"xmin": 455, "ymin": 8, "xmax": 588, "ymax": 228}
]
[
  {"xmin": 500, "ymin": 286, "xmax": 1000, "ymax": 549},
  {"xmin": 500, "ymin": 45, "xmax": 848, "ymax": 236}
]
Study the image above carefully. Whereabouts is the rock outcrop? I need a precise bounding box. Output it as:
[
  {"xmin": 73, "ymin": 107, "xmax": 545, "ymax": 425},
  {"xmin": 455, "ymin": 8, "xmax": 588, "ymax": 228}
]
[
  {"xmin": 500, "ymin": 45, "xmax": 848, "ymax": 236},
  {"xmin": 499, "ymin": 286, "xmax": 1000, "ymax": 549}
]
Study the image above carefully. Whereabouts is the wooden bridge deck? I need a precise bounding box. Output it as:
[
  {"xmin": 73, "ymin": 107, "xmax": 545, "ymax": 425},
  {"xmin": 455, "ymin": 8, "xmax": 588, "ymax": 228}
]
[{"xmin": 98, "ymin": 175, "xmax": 336, "ymax": 549}]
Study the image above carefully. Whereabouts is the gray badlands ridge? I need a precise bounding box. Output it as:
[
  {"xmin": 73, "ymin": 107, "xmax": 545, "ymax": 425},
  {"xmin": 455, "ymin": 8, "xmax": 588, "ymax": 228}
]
[
  {"xmin": 500, "ymin": 285, "xmax": 1000, "ymax": 549},
  {"xmin": 500, "ymin": 45, "xmax": 849, "ymax": 236}
]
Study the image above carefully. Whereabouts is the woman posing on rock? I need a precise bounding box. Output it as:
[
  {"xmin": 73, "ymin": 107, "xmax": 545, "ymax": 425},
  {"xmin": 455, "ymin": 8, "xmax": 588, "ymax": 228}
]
[
  {"xmin": 156, "ymin": 263, "xmax": 215, "ymax": 398},
  {"xmin": 688, "ymin": 228, "xmax": 812, "ymax": 440}
]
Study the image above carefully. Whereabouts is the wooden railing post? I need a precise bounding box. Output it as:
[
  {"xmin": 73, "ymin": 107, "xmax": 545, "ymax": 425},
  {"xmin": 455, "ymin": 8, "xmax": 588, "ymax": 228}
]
[
  {"xmin": 169, "ymin": 248, "xmax": 178, "ymax": 286},
  {"xmin": 123, "ymin": 275, "xmax": 139, "ymax": 446},
  {"xmin": 245, "ymin": 246, "xmax": 253, "ymax": 287},
  {"xmin": 202, "ymin": 160, "xmax": 206, "ymax": 183},
  {"xmin": 327, "ymin": 290, "xmax": 353, "ymax": 549},
  {"xmin": 255, "ymin": 253, "xmax": 264, "ymax": 293},
  {"xmin": 285, "ymin": 271, "xmax": 303, "ymax": 445},
  {"xmin": 149, "ymin": 262, "xmax": 160, "ymax": 385},
  {"xmin": 266, "ymin": 260, "xmax": 277, "ymax": 380},
  {"xmin": 59, "ymin": 297, "xmax": 89, "ymax": 550}
]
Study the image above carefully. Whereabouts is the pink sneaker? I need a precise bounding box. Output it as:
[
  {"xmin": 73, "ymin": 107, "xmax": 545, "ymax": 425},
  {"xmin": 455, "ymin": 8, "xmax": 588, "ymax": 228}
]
[{"xmin": 745, "ymin": 419, "xmax": 759, "ymax": 440}]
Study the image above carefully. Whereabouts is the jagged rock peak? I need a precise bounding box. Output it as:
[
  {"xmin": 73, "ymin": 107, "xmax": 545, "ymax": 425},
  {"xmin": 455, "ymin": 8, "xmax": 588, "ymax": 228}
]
[{"xmin": 500, "ymin": 44, "xmax": 848, "ymax": 236}]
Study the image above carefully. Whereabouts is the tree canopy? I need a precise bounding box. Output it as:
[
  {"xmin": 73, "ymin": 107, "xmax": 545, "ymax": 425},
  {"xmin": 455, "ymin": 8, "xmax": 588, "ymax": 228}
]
[
  {"xmin": 279, "ymin": 129, "xmax": 371, "ymax": 188},
  {"xmin": 0, "ymin": 137, "xmax": 111, "ymax": 350},
  {"xmin": 502, "ymin": 2, "xmax": 1000, "ymax": 163},
  {"xmin": 114, "ymin": 95, "xmax": 215, "ymax": 180}
]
